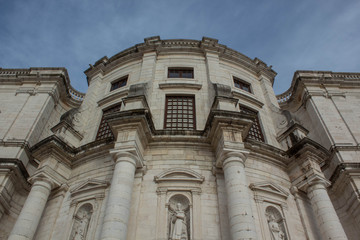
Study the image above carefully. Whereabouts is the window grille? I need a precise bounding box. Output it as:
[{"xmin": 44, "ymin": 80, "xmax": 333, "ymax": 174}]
[
  {"xmin": 240, "ymin": 106, "xmax": 264, "ymax": 142},
  {"xmin": 233, "ymin": 77, "xmax": 251, "ymax": 93},
  {"xmin": 168, "ymin": 68, "xmax": 194, "ymax": 78},
  {"xmin": 164, "ymin": 96, "xmax": 196, "ymax": 130},
  {"xmin": 110, "ymin": 76, "xmax": 128, "ymax": 91},
  {"xmin": 96, "ymin": 104, "xmax": 121, "ymax": 140}
]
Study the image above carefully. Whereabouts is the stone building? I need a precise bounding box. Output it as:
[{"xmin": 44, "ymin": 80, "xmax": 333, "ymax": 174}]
[{"xmin": 0, "ymin": 36, "xmax": 359, "ymax": 240}]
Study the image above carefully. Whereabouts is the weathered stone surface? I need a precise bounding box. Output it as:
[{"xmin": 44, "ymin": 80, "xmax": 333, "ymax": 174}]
[{"xmin": 1, "ymin": 38, "xmax": 358, "ymax": 240}]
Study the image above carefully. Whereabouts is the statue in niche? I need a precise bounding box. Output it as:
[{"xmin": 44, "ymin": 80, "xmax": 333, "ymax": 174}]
[
  {"xmin": 170, "ymin": 203, "xmax": 187, "ymax": 240},
  {"xmin": 168, "ymin": 195, "xmax": 190, "ymax": 240},
  {"xmin": 70, "ymin": 204, "xmax": 92, "ymax": 240},
  {"xmin": 268, "ymin": 214, "xmax": 285, "ymax": 240},
  {"xmin": 266, "ymin": 206, "xmax": 287, "ymax": 240}
]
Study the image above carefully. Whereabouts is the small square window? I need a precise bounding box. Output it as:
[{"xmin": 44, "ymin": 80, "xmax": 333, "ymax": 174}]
[
  {"xmin": 233, "ymin": 77, "xmax": 251, "ymax": 93},
  {"xmin": 168, "ymin": 68, "xmax": 194, "ymax": 78},
  {"xmin": 110, "ymin": 76, "xmax": 128, "ymax": 91}
]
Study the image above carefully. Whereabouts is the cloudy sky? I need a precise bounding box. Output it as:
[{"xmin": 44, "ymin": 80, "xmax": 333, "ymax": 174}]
[{"xmin": 1, "ymin": 0, "xmax": 359, "ymax": 94}]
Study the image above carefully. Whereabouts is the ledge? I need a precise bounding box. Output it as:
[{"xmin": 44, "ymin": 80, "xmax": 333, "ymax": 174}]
[
  {"xmin": 97, "ymin": 88, "xmax": 128, "ymax": 107},
  {"xmin": 232, "ymin": 89, "xmax": 264, "ymax": 108},
  {"xmin": 159, "ymin": 82, "xmax": 202, "ymax": 90}
]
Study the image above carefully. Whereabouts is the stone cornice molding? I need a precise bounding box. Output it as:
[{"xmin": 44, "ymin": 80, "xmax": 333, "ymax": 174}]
[
  {"xmin": 30, "ymin": 135, "xmax": 115, "ymax": 165},
  {"xmin": 286, "ymin": 137, "xmax": 330, "ymax": 161},
  {"xmin": 0, "ymin": 158, "xmax": 31, "ymax": 192},
  {"xmin": 232, "ymin": 89, "xmax": 264, "ymax": 108},
  {"xmin": 97, "ymin": 88, "xmax": 128, "ymax": 107},
  {"xmin": 276, "ymin": 70, "xmax": 360, "ymax": 107},
  {"xmin": 154, "ymin": 168, "xmax": 205, "ymax": 184},
  {"xmin": 244, "ymin": 140, "xmax": 289, "ymax": 168},
  {"xmin": 329, "ymin": 162, "xmax": 360, "ymax": 189},
  {"xmin": 51, "ymin": 120, "xmax": 84, "ymax": 142},
  {"xmin": 158, "ymin": 82, "xmax": 202, "ymax": 90},
  {"xmin": 250, "ymin": 182, "xmax": 289, "ymax": 199},
  {"xmin": 0, "ymin": 67, "xmax": 84, "ymax": 107},
  {"xmin": 70, "ymin": 179, "xmax": 109, "ymax": 200},
  {"xmin": 84, "ymin": 36, "xmax": 276, "ymax": 84},
  {"xmin": 0, "ymin": 139, "xmax": 37, "ymax": 167}
]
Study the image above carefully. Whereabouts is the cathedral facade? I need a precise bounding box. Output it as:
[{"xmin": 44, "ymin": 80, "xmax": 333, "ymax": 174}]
[{"xmin": 0, "ymin": 36, "xmax": 359, "ymax": 240}]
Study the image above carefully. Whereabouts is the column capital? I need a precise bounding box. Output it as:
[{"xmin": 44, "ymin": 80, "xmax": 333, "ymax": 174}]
[
  {"xmin": 110, "ymin": 150, "xmax": 141, "ymax": 168},
  {"xmin": 294, "ymin": 174, "xmax": 331, "ymax": 193},
  {"xmin": 222, "ymin": 151, "xmax": 248, "ymax": 169},
  {"xmin": 28, "ymin": 165, "xmax": 67, "ymax": 189}
]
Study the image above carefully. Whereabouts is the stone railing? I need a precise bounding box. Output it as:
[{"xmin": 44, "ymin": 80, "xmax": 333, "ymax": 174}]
[
  {"xmin": 69, "ymin": 87, "xmax": 85, "ymax": 101},
  {"xmin": 0, "ymin": 69, "xmax": 31, "ymax": 75},
  {"xmin": 276, "ymin": 89, "xmax": 292, "ymax": 104},
  {"xmin": 332, "ymin": 73, "xmax": 360, "ymax": 79}
]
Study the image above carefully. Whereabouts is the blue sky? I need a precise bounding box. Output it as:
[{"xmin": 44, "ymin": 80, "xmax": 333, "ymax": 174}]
[{"xmin": 0, "ymin": 0, "xmax": 359, "ymax": 94}]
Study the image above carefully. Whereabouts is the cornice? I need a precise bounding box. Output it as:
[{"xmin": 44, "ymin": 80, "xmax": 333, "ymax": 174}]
[
  {"xmin": 276, "ymin": 70, "xmax": 360, "ymax": 107},
  {"xmin": 0, "ymin": 139, "xmax": 37, "ymax": 167},
  {"xmin": 84, "ymin": 36, "xmax": 276, "ymax": 84},
  {"xmin": 0, "ymin": 67, "xmax": 84, "ymax": 107},
  {"xmin": 30, "ymin": 135, "xmax": 115, "ymax": 166},
  {"xmin": 0, "ymin": 158, "xmax": 30, "ymax": 186}
]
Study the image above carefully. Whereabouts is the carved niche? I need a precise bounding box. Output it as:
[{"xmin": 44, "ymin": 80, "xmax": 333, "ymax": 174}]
[
  {"xmin": 154, "ymin": 168, "xmax": 204, "ymax": 240},
  {"xmin": 266, "ymin": 206, "xmax": 288, "ymax": 240},
  {"xmin": 250, "ymin": 181, "xmax": 290, "ymax": 240},
  {"xmin": 168, "ymin": 194, "xmax": 190, "ymax": 240},
  {"xmin": 67, "ymin": 179, "xmax": 109, "ymax": 240},
  {"xmin": 70, "ymin": 203, "xmax": 93, "ymax": 240}
]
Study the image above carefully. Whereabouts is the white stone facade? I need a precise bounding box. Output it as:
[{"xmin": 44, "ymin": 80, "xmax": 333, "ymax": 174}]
[{"xmin": 0, "ymin": 36, "xmax": 359, "ymax": 240}]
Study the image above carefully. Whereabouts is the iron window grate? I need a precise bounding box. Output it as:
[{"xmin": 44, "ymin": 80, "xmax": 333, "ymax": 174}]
[
  {"xmin": 240, "ymin": 106, "xmax": 264, "ymax": 142},
  {"xmin": 164, "ymin": 96, "xmax": 196, "ymax": 130},
  {"xmin": 96, "ymin": 104, "xmax": 121, "ymax": 140}
]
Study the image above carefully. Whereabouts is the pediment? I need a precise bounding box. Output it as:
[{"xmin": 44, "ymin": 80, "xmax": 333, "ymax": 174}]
[
  {"xmin": 249, "ymin": 182, "xmax": 289, "ymax": 199},
  {"xmin": 70, "ymin": 179, "xmax": 109, "ymax": 197},
  {"xmin": 154, "ymin": 168, "xmax": 204, "ymax": 183}
]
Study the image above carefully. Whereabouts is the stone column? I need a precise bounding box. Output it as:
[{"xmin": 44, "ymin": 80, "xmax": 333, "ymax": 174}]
[
  {"xmin": 8, "ymin": 178, "xmax": 53, "ymax": 240},
  {"xmin": 100, "ymin": 152, "xmax": 137, "ymax": 240},
  {"xmin": 223, "ymin": 154, "xmax": 257, "ymax": 240},
  {"xmin": 307, "ymin": 180, "xmax": 348, "ymax": 240}
]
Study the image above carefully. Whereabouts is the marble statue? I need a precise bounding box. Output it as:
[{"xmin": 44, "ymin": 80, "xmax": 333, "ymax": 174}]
[
  {"xmin": 268, "ymin": 214, "xmax": 285, "ymax": 240},
  {"xmin": 170, "ymin": 203, "xmax": 188, "ymax": 240}
]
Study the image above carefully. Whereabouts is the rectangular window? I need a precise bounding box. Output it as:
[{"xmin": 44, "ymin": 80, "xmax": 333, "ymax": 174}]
[
  {"xmin": 233, "ymin": 77, "xmax": 251, "ymax": 93},
  {"xmin": 96, "ymin": 104, "xmax": 121, "ymax": 140},
  {"xmin": 110, "ymin": 76, "xmax": 128, "ymax": 91},
  {"xmin": 164, "ymin": 96, "xmax": 195, "ymax": 130},
  {"xmin": 240, "ymin": 106, "xmax": 264, "ymax": 142},
  {"xmin": 168, "ymin": 68, "xmax": 194, "ymax": 78}
]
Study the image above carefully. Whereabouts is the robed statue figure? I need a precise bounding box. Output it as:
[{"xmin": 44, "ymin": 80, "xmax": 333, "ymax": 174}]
[{"xmin": 170, "ymin": 203, "xmax": 188, "ymax": 240}]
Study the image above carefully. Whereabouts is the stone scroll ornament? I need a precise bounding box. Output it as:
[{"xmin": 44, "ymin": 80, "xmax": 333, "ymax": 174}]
[
  {"xmin": 168, "ymin": 195, "xmax": 190, "ymax": 240},
  {"xmin": 70, "ymin": 203, "xmax": 93, "ymax": 240}
]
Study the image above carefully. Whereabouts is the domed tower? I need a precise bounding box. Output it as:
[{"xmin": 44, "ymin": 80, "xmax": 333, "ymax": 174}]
[{"xmin": 1, "ymin": 36, "xmax": 358, "ymax": 240}]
